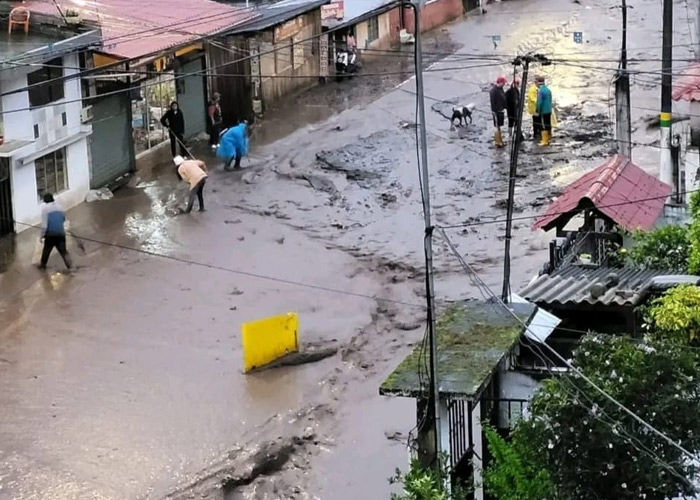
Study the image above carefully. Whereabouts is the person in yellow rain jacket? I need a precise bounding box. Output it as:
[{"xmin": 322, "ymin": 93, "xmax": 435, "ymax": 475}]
[
  {"xmin": 527, "ymin": 77, "xmax": 557, "ymax": 140},
  {"xmin": 526, "ymin": 80, "xmax": 541, "ymax": 139}
]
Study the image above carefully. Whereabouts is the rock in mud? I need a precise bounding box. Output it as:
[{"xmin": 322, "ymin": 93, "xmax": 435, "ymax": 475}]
[{"xmin": 250, "ymin": 346, "xmax": 338, "ymax": 372}]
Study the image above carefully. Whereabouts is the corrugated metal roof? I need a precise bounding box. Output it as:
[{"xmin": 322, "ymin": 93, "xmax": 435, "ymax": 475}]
[
  {"xmin": 519, "ymin": 265, "xmax": 699, "ymax": 308},
  {"xmin": 22, "ymin": 0, "xmax": 259, "ymax": 60},
  {"xmin": 226, "ymin": 0, "xmax": 328, "ymax": 34},
  {"xmin": 673, "ymin": 62, "xmax": 700, "ymax": 102},
  {"xmin": 532, "ymin": 155, "xmax": 671, "ymax": 233}
]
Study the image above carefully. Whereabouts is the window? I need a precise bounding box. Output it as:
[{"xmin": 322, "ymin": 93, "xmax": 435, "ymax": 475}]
[
  {"xmin": 33, "ymin": 124, "xmax": 39, "ymax": 139},
  {"xmin": 27, "ymin": 57, "xmax": 64, "ymax": 107},
  {"xmin": 61, "ymin": 112, "xmax": 67, "ymax": 126},
  {"xmin": 35, "ymin": 148, "xmax": 67, "ymax": 198},
  {"xmin": 368, "ymin": 16, "xmax": 379, "ymax": 43}
]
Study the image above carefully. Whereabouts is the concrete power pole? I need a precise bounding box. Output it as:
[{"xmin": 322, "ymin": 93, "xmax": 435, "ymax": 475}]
[
  {"xmin": 502, "ymin": 54, "xmax": 550, "ymax": 302},
  {"xmin": 411, "ymin": 0, "xmax": 442, "ymax": 463},
  {"xmin": 615, "ymin": 0, "xmax": 632, "ymax": 158},
  {"xmin": 660, "ymin": 0, "xmax": 674, "ymax": 189}
]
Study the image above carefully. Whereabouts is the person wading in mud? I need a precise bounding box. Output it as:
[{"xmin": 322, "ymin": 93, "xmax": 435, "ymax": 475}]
[
  {"xmin": 161, "ymin": 101, "xmax": 186, "ymax": 158},
  {"xmin": 38, "ymin": 193, "xmax": 73, "ymax": 271},
  {"xmin": 527, "ymin": 76, "xmax": 542, "ymax": 140},
  {"xmin": 174, "ymin": 156, "xmax": 208, "ymax": 213},
  {"xmin": 207, "ymin": 92, "xmax": 223, "ymax": 151},
  {"xmin": 505, "ymin": 79, "xmax": 524, "ymax": 142},
  {"xmin": 536, "ymin": 76, "xmax": 553, "ymax": 146},
  {"xmin": 489, "ymin": 76, "xmax": 507, "ymax": 148}
]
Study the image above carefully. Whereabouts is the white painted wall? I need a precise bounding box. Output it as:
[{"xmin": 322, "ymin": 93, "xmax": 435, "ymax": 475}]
[
  {"xmin": 470, "ymin": 401, "xmax": 484, "ymax": 500},
  {"xmin": 1, "ymin": 53, "xmax": 91, "ymax": 233},
  {"xmin": 498, "ymin": 371, "xmax": 542, "ymax": 428}
]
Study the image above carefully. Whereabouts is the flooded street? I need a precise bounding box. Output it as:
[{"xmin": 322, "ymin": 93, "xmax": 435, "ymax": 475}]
[{"xmin": 0, "ymin": 0, "xmax": 694, "ymax": 498}]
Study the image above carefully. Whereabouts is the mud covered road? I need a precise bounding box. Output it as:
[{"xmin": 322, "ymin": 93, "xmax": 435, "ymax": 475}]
[{"xmin": 0, "ymin": 0, "xmax": 694, "ymax": 498}]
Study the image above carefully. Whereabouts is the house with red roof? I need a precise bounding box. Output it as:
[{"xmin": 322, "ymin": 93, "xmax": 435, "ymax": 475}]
[{"xmin": 532, "ymin": 154, "xmax": 672, "ymax": 274}]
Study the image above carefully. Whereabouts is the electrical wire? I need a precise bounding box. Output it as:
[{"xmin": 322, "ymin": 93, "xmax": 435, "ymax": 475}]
[
  {"xmin": 436, "ymin": 226, "xmax": 699, "ymax": 463},
  {"xmin": 8, "ymin": 217, "xmax": 426, "ymax": 309}
]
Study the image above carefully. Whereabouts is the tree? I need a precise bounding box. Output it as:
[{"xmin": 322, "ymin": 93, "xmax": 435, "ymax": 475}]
[
  {"xmin": 645, "ymin": 284, "xmax": 700, "ymax": 345},
  {"xmin": 626, "ymin": 225, "xmax": 690, "ymax": 272},
  {"xmin": 486, "ymin": 335, "xmax": 700, "ymax": 500},
  {"xmin": 389, "ymin": 453, "xmax": 468, "ymax": 500},
  {"xmin": 482, "ymin": 426, "xmax": 554, "ymax": 500}
]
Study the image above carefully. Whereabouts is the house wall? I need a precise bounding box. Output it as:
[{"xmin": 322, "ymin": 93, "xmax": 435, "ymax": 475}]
[
  {"xmin": 403, "ymin": 0, "xmax": 464, "ymax": 34},
  {"xmin": 0, "ymin": 53, "xmax": 91, "ymax": 233},
  {"xmin": 208, "ymin": 37, "xmax": 253, "ymax": 125},
  {"xmin": 355, "ymin": 11, "xmax": 397, "ymax": 55},
  {"xmin": 257, "ymin": 9, "xmax": 322, "ymax": 112},
  {"xmin": 471, "ymin": 400, "xmax": 484, "ymax": 500}
]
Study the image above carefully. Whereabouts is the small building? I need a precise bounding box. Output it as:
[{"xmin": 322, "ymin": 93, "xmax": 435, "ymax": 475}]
[
  {"xmin": 519, "ymin": 266, "xmax": 700, "ymax": 356},
  {"xmin": 379, "ymin": 300, "xmax": 558, "ymax": 499},
  {"xmin": 24, "ymin": 0, "xmax": 257, "ymax": 177},
  {"xmin": 208, "ymin": 0, "xmax": 328, "ymax": 123},
  {"xmin": 533, "ymin": 154, "xmax": 671, "ymax": 273},
  {"xmin": 323, "ymin": 0, "xmax": 463, "ymax": 62},
  {"xmin": 0, "ymin": 9, "xmax": 100, "ymax": 236}
]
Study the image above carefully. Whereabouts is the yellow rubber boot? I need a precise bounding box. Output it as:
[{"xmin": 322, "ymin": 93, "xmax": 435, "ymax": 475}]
[
  {"xmin": 539, "ymin": 130, "xmax": 550, "ymax": 146},
  {"xmin": 495, "ymin": 129, "xmax": 505, "ymax": 147}
]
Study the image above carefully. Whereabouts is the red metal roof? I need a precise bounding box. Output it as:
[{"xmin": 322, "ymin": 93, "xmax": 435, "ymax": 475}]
[
  {"xmin": 532, "ymin": 155, "xmax": 671, "ymax": 233},
  {"xmin": 673, "ymin": 62, "xmax": 700, "ymax": 102},
  {"xmin": 22, "ymin": 0, "xmax": 259, "ymax": 60}
]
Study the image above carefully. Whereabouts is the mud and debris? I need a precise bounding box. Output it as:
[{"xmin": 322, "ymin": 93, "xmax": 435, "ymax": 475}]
[{"xmin": 0, "ymin": 1, "xmax": 693, "ymax": 499}]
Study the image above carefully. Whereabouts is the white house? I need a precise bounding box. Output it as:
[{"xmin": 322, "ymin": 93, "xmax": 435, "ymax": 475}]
[{"xmin": 0, "ymin": 27, "xmax": 100, "ymax": 236}]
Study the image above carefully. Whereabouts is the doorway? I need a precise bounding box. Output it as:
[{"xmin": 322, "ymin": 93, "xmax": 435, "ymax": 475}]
[{"xmin": 0, "ymin": 158, "xmax": 14, "ymax": 237}]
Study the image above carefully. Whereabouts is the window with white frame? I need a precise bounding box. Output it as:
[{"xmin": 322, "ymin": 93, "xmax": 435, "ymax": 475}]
[
  {"xmin": 27, "ymin": 57, "xmax": 65, "ymax": 108},
  {"xmin": 35, "ymin": 147, "xmax": 67, "ymax": 198},
  {"xmin": 368, "ymin": 16, "xmax": 379, "ymax": 43}
]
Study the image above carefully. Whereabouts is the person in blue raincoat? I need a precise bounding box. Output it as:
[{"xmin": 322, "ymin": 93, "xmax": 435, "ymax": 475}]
[{"xmin": 218, "ymin": 120, "xmax": 249, "ymax": 171}]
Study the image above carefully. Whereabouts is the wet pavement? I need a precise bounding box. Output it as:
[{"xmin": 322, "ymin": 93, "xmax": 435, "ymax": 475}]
[{"xmin": 0, "ymin": 0, "xmax": 696, "ymax": 498}]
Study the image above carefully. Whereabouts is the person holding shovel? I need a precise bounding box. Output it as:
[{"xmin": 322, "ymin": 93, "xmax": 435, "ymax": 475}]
[
  {"xmin": 174, "ymin": 156, "xmax": 208, "ymax": 213},
  {"xmin": 161, "ymin": 101, "xmax": 186, "ymax": 158}
]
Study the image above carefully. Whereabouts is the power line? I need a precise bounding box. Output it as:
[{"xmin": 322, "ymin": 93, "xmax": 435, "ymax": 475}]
[
  {"xmin": 437, "ymin": 187, "xmax": 700, "ymax": 231},
  {"xmin": 436, "ymin": 226, "xmax": 698, "ymax": 463},
  {"xmin": 10, "ymin": 218, "xmax": 426, "ymax": 310},
  {"xmin": 0, "ymin": 58, "xmax": 509, "ymax": 116}
]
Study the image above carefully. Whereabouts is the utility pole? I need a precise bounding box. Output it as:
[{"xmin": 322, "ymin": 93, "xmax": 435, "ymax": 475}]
[
  {"xmin": 614, "ymin": 0, "xmax": 632, "ymax": 158},
  {"xmin": 660, "ymin": 0, "xmax": 674, "ymax": 189},
  {"xmin": 411, "ymin": 0, "xmax": 441, "ymax": 462},
  {"xmin": 502, "ymin": 54, "xmax": 550, "ymax": 302}
]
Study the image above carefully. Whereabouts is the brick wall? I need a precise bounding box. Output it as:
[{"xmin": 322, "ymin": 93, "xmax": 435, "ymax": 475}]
[{"xmin": 402, "ymin": 0, "xmax": 464, "ymax": 34}]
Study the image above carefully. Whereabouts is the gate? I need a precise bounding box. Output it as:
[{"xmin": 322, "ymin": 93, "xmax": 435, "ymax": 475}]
[
  {"xmin": 89, "ymin": 92, "xmax": 134, "ymax": 189},
  {"xmin": 0, "ymin": 158, "xmax": 14, "ymax": 236},
  {"xmin": 176, "ymin": 57, "xmax": 207, "ymax": 139}
]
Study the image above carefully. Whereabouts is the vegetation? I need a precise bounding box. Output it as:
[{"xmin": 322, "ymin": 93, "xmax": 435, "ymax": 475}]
[
  {"xmin": 483, "ymin": 334, "xmax": 700, "ymax": 500},
  {"xmin": 645, "ymin": 284, "xmax": 700, "ymax": 345},
  {"xmin": 482, "ymin": 427, "xmax": 554, "ymax": 500},
  {"xmin": 626, "ymin": 225, "xmax": 691, "ymax": 272},
  {"xmin": 389, "ymin": 453, "xmax": 467, "ymax": 500}
]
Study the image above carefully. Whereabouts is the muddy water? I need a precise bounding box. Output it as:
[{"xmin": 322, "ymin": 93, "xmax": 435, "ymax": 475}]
[{"xmin": 0, "ymin": 0, "xmax": 693, "ymax": 498}]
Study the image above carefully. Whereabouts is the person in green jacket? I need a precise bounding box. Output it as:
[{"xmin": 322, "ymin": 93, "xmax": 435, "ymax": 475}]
[{"xmin": 535, "ymin": 76, "xmax": 553, "ymax": 146}]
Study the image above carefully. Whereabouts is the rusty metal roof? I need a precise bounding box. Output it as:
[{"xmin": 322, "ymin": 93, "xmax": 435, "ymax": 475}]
[
  {"xmin": 519, "ymin": 265, "xmax": 700, "ymax": 308},
  {"xmin": 673, "ymin": 62, "xmax": 700, "ymax": 102},
  {"xmin": 22, "ymin": 0, "xmax": 259, "ymax": 60},
  {"xmin": 532, "ymin": 155, "xmax": 671, "ymax": 233}
]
